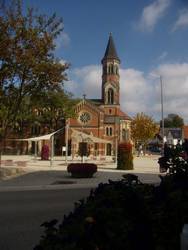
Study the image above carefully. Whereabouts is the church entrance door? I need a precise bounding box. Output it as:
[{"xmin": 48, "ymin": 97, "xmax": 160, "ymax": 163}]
[{"xmin": 106, "ymin": 143, "xmax": 112, "ymax": 156}]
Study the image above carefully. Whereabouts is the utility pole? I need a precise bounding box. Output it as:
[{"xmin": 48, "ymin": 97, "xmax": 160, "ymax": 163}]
[
  {"xmin": 65, "ymin": 122, "xmax": 69, "ymax": 164},
  {"xmin": 160, "ymin": 75, "xmax": 165, "ymax": 155},
  {"xmin": 150, "ymin": 73, "xmax": 165, "ymax": 155}
]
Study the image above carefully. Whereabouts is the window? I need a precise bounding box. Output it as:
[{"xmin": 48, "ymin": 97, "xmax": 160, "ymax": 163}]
[
  {"xmin": 79, "ymin": 112, "xmax": 91, "ymax": 124},
  {"xmin": 108, "ymin": 64, "xmax": 114, "ymax": 74},
  {"xmin": 115, "ymin": 65, "xmax": 119, "ymax": 75},
  {"xmin": 106, "ymin": 127, "xmax": 113, "ymax": 136},
  {"xmin": 107, "ymin": 88, "xmax": 114, "ymax": 104},
  {"xmin": 31, "ymin": 124, "xmax": 40, "ymax": 135},
  {"xmin": 109, "ymin": 127, "xmax": 112, "ymax": 136}
]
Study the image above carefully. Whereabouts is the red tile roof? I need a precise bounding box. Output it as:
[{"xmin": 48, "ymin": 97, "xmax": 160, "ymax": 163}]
[{"xmin": 119, "ymin": 110, "xmax": 132, "ymax": 120}]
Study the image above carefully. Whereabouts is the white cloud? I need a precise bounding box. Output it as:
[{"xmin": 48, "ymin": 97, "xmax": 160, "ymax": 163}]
[
  {"xmin": 119, "ymin": 69, "xmax": 153, "ymax": 114},
  {"xmin": 173, "ymin": 8, "xmax": 188, "ymax": 31},
  {"xmin": 137, "ymin": 0, "xmax": 171, "ymax": 31},
  {"xmin": 65, "ymin": 63, "xmax": 188, "ymax": 123},
  {"xmin": 65, "ymin": 65, "xmax": 102, "ymax": 98},
  {"xmin": 150, "ymin": 63, "xmax": 188, "ymax": 121}
]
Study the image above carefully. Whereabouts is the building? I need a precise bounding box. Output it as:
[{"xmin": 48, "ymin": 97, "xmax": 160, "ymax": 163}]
[
  {"xmin": 2, "ymin": 34, "xmax": 131, "ymax": 158},
  {"xmin": 67, "ymin": 33, "xmax": 131, "ymax": 159},
  {"xmin": 183, "ymin": 125, "xmax": 188, "ymax": 139}
]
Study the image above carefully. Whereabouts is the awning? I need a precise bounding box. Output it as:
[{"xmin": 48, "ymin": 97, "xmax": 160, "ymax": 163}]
[
  {"xmin": 13, "ymin": 128, "xmax": 63, "ymax": 142},
  {"xmin": 71, "ymin": 129, "xmax": 111, "ymax": 144}
]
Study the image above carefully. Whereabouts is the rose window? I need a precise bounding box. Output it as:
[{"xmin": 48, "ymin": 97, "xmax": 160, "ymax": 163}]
[{"xmin": 79, "ymin": 112, "xmax": 91, "ymax": 124}]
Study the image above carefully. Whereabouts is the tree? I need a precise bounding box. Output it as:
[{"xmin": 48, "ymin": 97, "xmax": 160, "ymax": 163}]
[
  {"xmin": 161, "ymin": 114, "xmax": 184, "ymax": 128},
  {"xmin": 27, "ymin": 90, "xmax": 77, "ymax": 131},
  {"xmin": 131, "ymin": 112, "xmax": 158, "ymax": 150},
  {"xmin": 0, "ymin": 0, "xmax": 70, "ymax": 139}
]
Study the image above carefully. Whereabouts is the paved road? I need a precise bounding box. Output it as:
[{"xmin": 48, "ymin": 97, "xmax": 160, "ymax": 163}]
[
  {"xmin": 0, "ymin": 156, "xmax": 161, "ymax": 250},
  {"xmin": 0, "ymin": 188, "xmax": 91, "ymax": 250},
  {"xmin": 0, "ymin": 172, "xmax": 161, "ymax": 250}
]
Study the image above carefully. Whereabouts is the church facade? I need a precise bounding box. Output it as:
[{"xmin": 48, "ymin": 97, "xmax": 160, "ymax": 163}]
[{"xmin": 67, "ymin": 34, "xmax": 131, "ymax": 159}]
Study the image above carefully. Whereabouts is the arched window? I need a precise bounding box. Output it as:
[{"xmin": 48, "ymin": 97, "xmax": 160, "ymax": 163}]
[
  {"xmin": 108, "ymin": 64, "xmax": 113, "ymax": 74},
  {"xmin": 107, "ymin": 88, "xmax": 114, "ymax": 104},
  {"xmin": 110, "ymin": 64, "xmax": 113, "ymax": 74},
  {"xmin": 109, "ymin": 127, "xmax": 112, "ymax": 136},
  {"xmin": 106, "ymin": 127, "xmax": 113, "ymax": 136}
]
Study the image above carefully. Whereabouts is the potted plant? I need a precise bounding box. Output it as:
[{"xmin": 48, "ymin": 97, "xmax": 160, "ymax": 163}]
[
  {"xmin": 67, "ymin": 163, "xmax": 97, "ymax": 178},
  {"xmin": 117, "ymin": 142, "xmax": 133, "ymax": 170}
]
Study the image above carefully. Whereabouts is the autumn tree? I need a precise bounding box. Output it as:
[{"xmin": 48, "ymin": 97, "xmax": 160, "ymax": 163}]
[
  {"xmin": 0, "ymin": 0, "xmax": 72, "ymax": 139},
  {"xmin": 131, "ymin": 113, "xmax": 158, "ymax": 150}
]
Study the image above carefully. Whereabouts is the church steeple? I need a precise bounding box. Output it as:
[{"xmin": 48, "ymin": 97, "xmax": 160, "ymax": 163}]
[
  {"xmin": 101, "ymin": 33, "xmax": 120, "ymax": 105},
  {"xmin": 101, "ymin": 33, "xmax": 120, "ymax": 64}
]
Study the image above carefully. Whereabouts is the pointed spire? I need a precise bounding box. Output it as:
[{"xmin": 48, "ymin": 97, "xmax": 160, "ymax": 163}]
[{"xmin": 102, "ymin": 33, "xmax": 120, "ymax": 63}]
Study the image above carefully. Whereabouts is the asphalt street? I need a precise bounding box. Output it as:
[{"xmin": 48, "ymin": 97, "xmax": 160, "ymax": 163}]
[
  {"xmin": 0, "ymin": 188, "xmax": 91, "ymax": 250},
  {"xmin": 0, "ymin": 155, "xmax": 161, "ymax": 250}
]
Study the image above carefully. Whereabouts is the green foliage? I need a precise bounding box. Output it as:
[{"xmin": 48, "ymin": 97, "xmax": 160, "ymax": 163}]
[
  {"xmin": 131, "ymin": 112, "xmax": 158, "ymax": 146},
  {"xmin": 34, "ymin": 166, "xmax": 188, "ymax": 250},
  {"xmin": 30, "ymin": 90, "xmax": 77, "ymax": 130},
  {"xmin": 117, "ymin": 142, "xmax": 133, "ymax": 170},
  {"xmin": 161, "ymin": 113, "xmax": 184, "ymax": 128}
]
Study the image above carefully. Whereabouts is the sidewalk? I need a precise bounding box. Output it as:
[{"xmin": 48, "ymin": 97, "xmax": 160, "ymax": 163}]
[{"xmin": 0, "ymin": 154, "xmax": 161, "ymax": 191}]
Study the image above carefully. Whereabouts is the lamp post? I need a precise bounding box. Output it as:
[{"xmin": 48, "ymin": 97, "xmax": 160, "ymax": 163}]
[
  {"xmin": 65, "ymin": 122, "xmax": 69, "ymax": 164},
  {"xmin": 151, "ymin": 74, "xmax": 165, "ymax": 155},
  {"xmin": 160, "ymin": 75, "xmax": 165, "ymax": 155}
]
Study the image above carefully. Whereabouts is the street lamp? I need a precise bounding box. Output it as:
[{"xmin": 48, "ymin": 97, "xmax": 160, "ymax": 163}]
[
  {"xmin": 65, "ymin": 122, "xmax": 69, "ymax": 164},
  {"xmin": 150, "ymin": 74, "xmax": 165, "ymax": 155}
]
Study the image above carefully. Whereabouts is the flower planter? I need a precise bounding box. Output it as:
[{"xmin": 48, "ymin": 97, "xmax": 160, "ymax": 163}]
[{"xmin": 67, "ymin": 163, "xmax": 97, "ymax": 178}]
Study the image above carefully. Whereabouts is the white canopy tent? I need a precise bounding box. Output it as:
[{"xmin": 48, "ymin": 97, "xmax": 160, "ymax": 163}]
[
  {"xmin": 13, "ymin": 127, "xmax": 111, "ymax": 165},
  {"xmin": 15, "ymin": 128, "xmax": 64, "ymax": 166},
  {"xmin": 71, "ymin": 129, "xmax": 111, "ymax": 144}
]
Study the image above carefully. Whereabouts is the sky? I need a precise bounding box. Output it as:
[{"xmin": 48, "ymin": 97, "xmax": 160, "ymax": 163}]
[{"xmin": 21, "ymin": 0, "xmax": 188, "ymax": 123}]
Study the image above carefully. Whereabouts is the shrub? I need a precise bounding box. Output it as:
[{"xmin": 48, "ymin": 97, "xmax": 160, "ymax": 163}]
[
  {"xmin": 67, "ymin": 163, "xmax": 97, "ymax": 178},
  {"xmin": 41, "ymin": 145, "xmax": 49, "ymax": 160},
  {"xmin": 34, "ymin": 170, "xmax": 188, "ymax": 250},
  {"xmin": 34, "ymin": 150, "xmax": 188, "ymax": 250},
  {"xmin": 117, "ymin": 142, "xmax": 133, "ymax": 170}
]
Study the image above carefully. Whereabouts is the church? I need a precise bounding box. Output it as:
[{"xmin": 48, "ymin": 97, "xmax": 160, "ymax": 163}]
[
  {"xmin": 3, "ymin": 34, "xmax": 131, "ymax": 158},
  {"xmin": 67, "ymin": 33, "xmax": 131, "ymax": 159}
]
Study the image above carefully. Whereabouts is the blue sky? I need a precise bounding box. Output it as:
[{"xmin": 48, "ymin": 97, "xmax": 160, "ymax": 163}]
[{"xmin": 21, "ymin": 0, "xmax": 188, "ymax": 122}]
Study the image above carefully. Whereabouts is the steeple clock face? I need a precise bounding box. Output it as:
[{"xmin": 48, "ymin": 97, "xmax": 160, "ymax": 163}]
[{"xmin": 79, "ymin": 112, "xmax": 91, "ymax": 124}]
